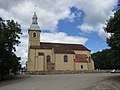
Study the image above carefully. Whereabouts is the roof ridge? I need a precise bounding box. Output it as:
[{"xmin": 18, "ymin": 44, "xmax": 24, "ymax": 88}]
[
  {"xmin": 40, "ymin": 42, "xmax": 83, "ymax": 45},
  {"xmin": 30, "ymin": 42, "xmax": 90, "ymax": 52}
]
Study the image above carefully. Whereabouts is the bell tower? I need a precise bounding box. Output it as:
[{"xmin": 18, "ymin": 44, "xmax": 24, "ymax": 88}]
[{"xmin": 28, "ymin": 12, "xmax": 41, "ymax": 46}]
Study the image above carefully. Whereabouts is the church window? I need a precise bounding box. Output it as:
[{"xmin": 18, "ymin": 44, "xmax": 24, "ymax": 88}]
[
  {"xmin": 64, "ymin": 55, "xmax": 68, "ymax": 62},
  {"xmin": 81, "ymin": 65, "xmax": 83, "ymax": 69},
  {"xmin": 33, "ymin": 32, "xmax": 36, "ymax": 37},
  {"xmin": 47, "ymin": 55, "xmax": 51, "ymax": 63},
  {"xmin": 89, "ymin": 57, "xmax": 91, "ymax": 63},
  {"xmin": 38, "ymin": 52, "xmax": 44, "ymax": 56}
]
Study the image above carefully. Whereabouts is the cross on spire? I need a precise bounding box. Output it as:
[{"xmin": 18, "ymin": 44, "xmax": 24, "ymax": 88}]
[
  {"xmin": 35, "ymin": 5, "xmax": 36, "ymax": 12},
  {"xmin": 32, "ymin": 4, "xmax": 38, "ymax": 24}
]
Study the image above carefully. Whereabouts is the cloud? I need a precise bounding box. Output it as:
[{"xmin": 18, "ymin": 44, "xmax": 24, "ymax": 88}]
[
  {"xmin": 75, "ymin": 0, "xmax": 117, "ymax": 38},
  {"xmin": 98, "ymin": 28, "xmax": 111, "ymax": 40},
  {"xmin": 0, "ymin": 0, "xmax": 117, "ymax": 34},
  {"xmin": 41, "ymin": 32, "xmax": 88, "ymax": 44},
  {"xmin": 75, "ymin": 0, "xmax": 117, "ymax": 25},
  {"xmin": 78, "ymin": 24, "xmax": 94, "ymax": 33},
  {"xmin": 0, "ymin": 0, "xmax": 24, "ymax": 10},
  {"xmin": 0, "ymin": 0, "xmax": 75, "ymax": 31},
  {"xmin": 15, "ymin": 34, "xmax": 28, "ymax": 66}
]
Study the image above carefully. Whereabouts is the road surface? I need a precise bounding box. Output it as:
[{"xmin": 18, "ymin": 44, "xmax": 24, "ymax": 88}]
[{"xmin": 0, "ymin": 73, "xmax": 120, "ymax": 90}]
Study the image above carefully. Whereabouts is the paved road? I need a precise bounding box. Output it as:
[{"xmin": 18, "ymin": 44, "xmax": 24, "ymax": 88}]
[{"xmin": 0, "ymin": 73, "xmax": 120, "ymax": 90}]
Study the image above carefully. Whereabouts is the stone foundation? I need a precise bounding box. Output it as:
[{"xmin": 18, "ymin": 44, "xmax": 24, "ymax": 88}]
[{"xmin": 26, "ymin": 70, "xmax": 110, "ymax": 75}]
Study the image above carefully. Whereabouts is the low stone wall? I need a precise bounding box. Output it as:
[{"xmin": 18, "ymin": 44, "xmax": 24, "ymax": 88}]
[{"xmin": 26, "ymin": 70, "xmax": 111, "ymax": 75}]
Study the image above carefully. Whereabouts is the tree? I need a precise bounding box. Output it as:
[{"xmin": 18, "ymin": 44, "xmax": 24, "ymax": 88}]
[
  {"xmin": 104, "ymin": 4, "xmax": 120, "ymax": 69},
  {"xmin": 92, "ymin": 49, "xmax": 119, "ymax": 70},
  {"xmin": 92, "ymin": 49, "xmax": 111, "ymax": 70},
  {"xmin": 104, "ymin": 11, "xmax": 120, "ymax": 50},
  {"xmin": 0, "ymin": 17, "xmax": 22, "ymax": 78}
]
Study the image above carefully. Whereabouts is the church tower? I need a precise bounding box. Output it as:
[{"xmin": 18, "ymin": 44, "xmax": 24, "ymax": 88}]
[{"xmin": 28, "ymin": 12, "xmax": 41, "ymax": 46}]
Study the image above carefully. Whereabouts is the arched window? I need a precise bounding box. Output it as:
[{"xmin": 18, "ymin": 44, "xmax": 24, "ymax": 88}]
[
  {"xmin": 47, "ymin": 55, "xmax": 51, "ymax": 63},
  {"xmin": 64, "ymin": 55, "xmax": 68, "ymax": 62},
  {"xmin": 33, "ymin": 32, "xmax": 36, "ymax": 37},
  {"xmin": 89, "ymin": 57, "xmax": 91, "ymax": 63},
  {"xmin": 81, "ymin": 65, "xmax": 83, "ymax": 69}
]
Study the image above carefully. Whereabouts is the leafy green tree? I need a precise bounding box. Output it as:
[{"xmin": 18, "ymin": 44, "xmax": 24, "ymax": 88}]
[
  {"xmin": 92, "ymin": 49, "xmax": 120, "ymax": 70},
  {"xmin": 92, "ymin": 49, "xmax": 110, "ymax": 70},
  {"xmin": 0, "ymin": 17, "xmax": 22, "ymax": 77},
  {"xmin": 104, "ymin": 4, "xmax": 120, "ymax": 69},
  {"xmin": 104, "ymin": 11, "xmax": 120, "ymax": 50}
]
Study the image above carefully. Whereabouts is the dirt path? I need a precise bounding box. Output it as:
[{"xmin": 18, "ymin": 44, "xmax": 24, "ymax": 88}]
[
  {"xmin": 0, "ymin": 73, "xmax": 120, "ymax": 90},
  {"xmin": 84, "ymin": 76, "xmax": 120, "ymax": 90},
  {"xmin": 0, "ymin": 75, "xmax": 30, "ymax": 87}
]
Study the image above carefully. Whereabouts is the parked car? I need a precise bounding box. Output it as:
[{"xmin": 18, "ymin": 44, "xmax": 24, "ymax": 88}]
[{"xmin": 111, "ymin": 69, "xmax": 120, "ymax": 73}]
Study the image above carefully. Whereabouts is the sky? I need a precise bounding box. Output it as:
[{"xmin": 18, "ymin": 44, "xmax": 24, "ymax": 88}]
[{"xmin": 0, "ymin": 0, "xmax": 118, "ymax": 66}]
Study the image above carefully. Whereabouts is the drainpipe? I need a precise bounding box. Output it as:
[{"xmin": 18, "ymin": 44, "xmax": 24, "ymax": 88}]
[
  {"xmin": 34, "ymin": 49, "xmax": 36, "ymax": 72},
  {"xmin": 87, "ymin": 56, "xmax": 89, "ymax": 70},
  {"xmin": 73, "ymin": 54, "xmax": 75, "ymax": 70},
  {"xmin": 43, "ymin": 55, "xmax": 45, "ymax": 71}
]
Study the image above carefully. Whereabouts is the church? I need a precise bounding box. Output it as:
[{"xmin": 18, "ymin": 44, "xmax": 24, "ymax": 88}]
[{"xmin": 27, "ymin": 12, "xmax": 94, "ymax": 72}]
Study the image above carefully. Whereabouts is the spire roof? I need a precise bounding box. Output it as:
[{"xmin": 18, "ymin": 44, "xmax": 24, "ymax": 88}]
[
  {"xmin": 29, "ymin": 12, "xmax": 40, "ymax": 30},
  {"xmin": 32, "ymin": 12, "xmax": 38, "ymax": 24}
]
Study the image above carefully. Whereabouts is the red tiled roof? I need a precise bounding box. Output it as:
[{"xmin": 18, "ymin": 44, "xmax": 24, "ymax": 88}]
[
  {"xmin": 30, "ymin": 42, "xmax": 90, "ymax": 54},
  {"xmin": 75, "ymin": 54, "xmax": 88, "ymax": 63}
]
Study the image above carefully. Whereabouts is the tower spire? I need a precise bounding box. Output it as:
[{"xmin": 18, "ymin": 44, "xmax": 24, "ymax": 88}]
[
  {"xmin": 29, "ymin": 5, "xmax": 40, "ymax": 30},
  {"xmin": 32, "ymin": 12, "xmax": 38, "ymax": 24}
]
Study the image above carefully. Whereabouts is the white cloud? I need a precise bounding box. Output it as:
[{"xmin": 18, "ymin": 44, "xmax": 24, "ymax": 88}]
[
  {"xmin": 78, "ymin": 24, "xmax": 94, "ymax": 33},
  {"xmin": 0, "ymin": 0, "xmax": 117, "ymax": 34},
  {"xmin": 0, "ymin": 0, "xmax": 23, "ymax": 10},
  {"xmin": 0, "ymin": 0, "xmax": 75, "ymax": 31},
  {"xmin": 99, "ymin": 29, "xmax": 111, "ymax": 40},
  {"xmin": 41, "ymin": 32, "xmax": 88, "ymax": 44},
  {"xmin": 75, "ymin": 0, "xmax": 117, "ymax": 38},
  {"xmin": 66, "ymin": 13, "xmax": 76, "ymax": 22},
  {"xmin": 15, "ymin": 34, "xmax": 28, "ymax": 66},
  {"xmin": 75, "ymin": 0, "xmax": 117, "ymax": 25},
  {"xmin": 0, "ymin": 9, "xmax": 14, "ymax": 20}
]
